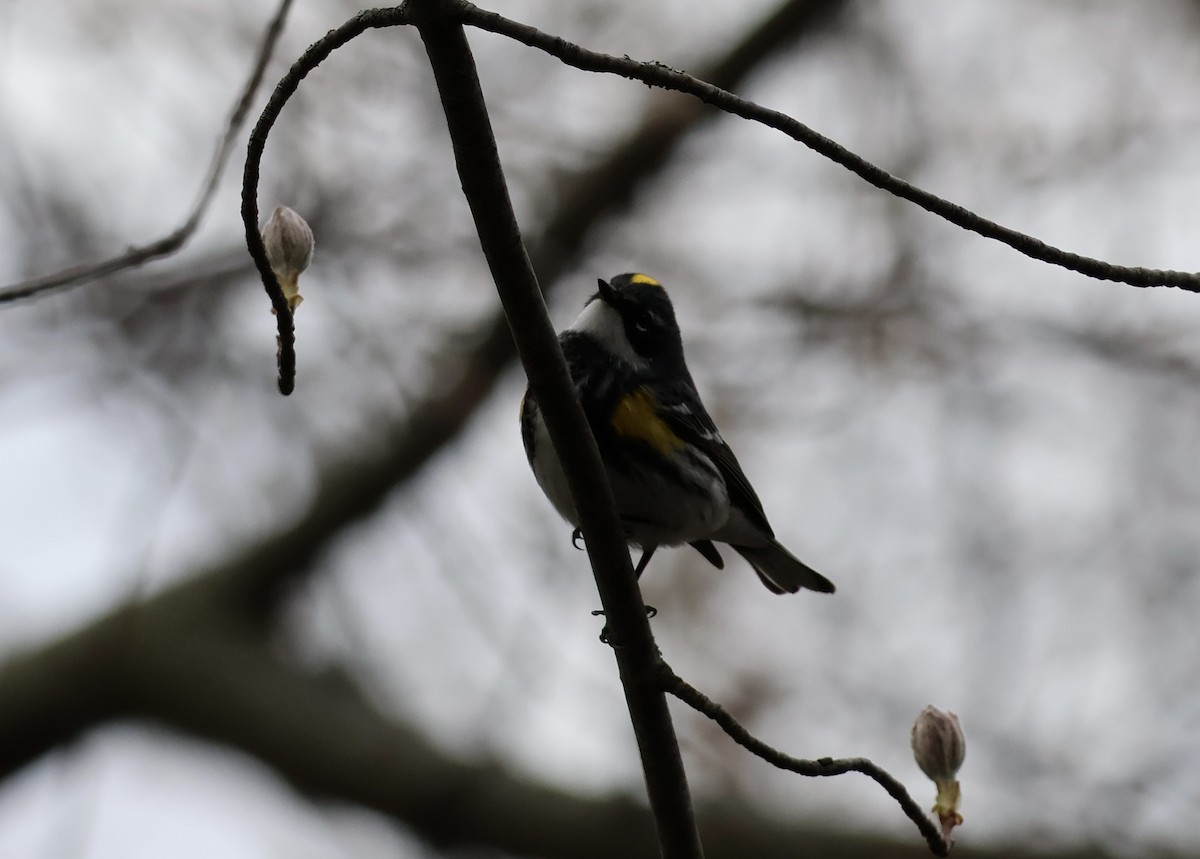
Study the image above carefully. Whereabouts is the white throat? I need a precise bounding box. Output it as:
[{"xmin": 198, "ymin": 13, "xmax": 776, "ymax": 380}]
[{"xmin": 568, "ymin": 299, "xmax": 644, "ymax": 368}]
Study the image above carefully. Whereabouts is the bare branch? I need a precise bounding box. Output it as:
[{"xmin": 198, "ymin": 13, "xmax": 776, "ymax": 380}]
[
  {"xmin": 0, "ymin": 0, "xmax": 297, "ymax": 305},
  {"xmin": 241, "ymin": 0, "xmax": 843, "ymax": 394},
  {"xmin": 241, "ymin": 7, "xmax": 419, "ymax": 393},
  {"xmin": 206, "ymin": 0, "xmax": 844, "ymax": 624},
  {"xmin": 462, "ymin": 2, "xmax": 1200, "ymax": 294},
  {"xmin": 658, "ymin": 662, "xmax": 951, "ymax": 857},
  {"xmin": 410, "ymin": 1, "xmax": 704, "ymax": 854}
]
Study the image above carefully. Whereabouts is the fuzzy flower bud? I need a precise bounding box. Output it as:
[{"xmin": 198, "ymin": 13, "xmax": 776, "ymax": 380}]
[
  {"xmin": 261, "ymin": 205, "xmax": 314, "ymax": 312},
  {"xmin": 911, "ymin": 705, "xmax": 965, "ymax": 840}
]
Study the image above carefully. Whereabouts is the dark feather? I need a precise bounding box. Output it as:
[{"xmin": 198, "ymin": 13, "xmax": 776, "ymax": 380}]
[
  {"xmin": 689, "ymin": 539, "xmax": 724, "ymax": 569},
  {"xmin": 652, "ymin": 382, "xmax": 775, "ymax": 538}
]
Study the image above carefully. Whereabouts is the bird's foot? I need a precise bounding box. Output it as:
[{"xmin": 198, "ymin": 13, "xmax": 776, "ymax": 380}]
[
  {"xmin": 571, "ymin": 528, "xmax": 585, "ymax": 550},
  {"xmin": 592, "ymin": 606, "xmax": 658, "ymax": 645}
]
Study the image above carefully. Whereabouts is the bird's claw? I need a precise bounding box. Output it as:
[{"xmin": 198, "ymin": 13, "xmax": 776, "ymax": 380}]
[
  {"xmin": 592, "ymin": 606, "xmax": 658, "ymax": 645},
  {"xmin": 571, "ymin": 528, "xmax": 585, "ymax": 550},
  {"xmin": 590, "ymin": 606, "xmax": 657, "ymax": 619}
]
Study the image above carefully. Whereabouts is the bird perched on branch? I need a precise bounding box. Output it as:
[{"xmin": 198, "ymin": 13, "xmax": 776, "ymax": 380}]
[{"xmin": 520, "ymin": 272, "xmax": 834, "ymax": 595}]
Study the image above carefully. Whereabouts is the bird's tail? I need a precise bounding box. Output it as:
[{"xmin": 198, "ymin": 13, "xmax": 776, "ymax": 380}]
[{"xmin": 733, "ymin": 540, "xmax": 836, "ymax": 595}]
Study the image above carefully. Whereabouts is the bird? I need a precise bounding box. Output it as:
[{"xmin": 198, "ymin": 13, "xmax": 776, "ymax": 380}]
[{"xmin": 520, "ymin": 273, "xmax": 835, "ymax": 595}]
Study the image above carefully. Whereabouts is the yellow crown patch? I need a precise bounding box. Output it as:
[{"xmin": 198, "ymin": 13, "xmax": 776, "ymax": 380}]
[{"xmin": 629, "ymin": 273, "xmax": 662, "ymax": 287}]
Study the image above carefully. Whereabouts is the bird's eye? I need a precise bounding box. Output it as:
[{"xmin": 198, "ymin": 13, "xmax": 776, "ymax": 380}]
[{"xmin": 632, "ymin": 313, "xmax": 657, "ymax": 335}]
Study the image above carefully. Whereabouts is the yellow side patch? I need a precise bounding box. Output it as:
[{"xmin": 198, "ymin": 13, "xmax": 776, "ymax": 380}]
[
  {"xmin": 611, "ymin": 388, "xmax": 683, "ymax": 454},
  {"xmin": 629, "ymin": 273, "xmax": 662, "ymax": 287}
]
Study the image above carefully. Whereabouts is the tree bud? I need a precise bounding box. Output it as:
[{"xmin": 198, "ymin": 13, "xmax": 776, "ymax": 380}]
[
  {"xmin": 911, "ymin": 705, "xmax": 965, "ymax": 840},
  {"xmin": 261, "ymin": 205, "xmax": 313, "ymax": 312}
]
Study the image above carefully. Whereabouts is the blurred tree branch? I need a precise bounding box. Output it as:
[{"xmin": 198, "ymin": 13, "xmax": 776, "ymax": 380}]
[
  {"xmin": 1, "ymin": 0, "xmax": 852, "ymax": 855},
  {"xmin": 0, "ymin": 0, "xmax": 297, "ymax": 305},
  {"xmin": 0, "ymin": 582, "xmax": 1096, "ymax": 859}
]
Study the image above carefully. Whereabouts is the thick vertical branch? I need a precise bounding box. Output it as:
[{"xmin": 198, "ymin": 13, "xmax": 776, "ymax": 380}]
[{"xmin": 410, "ymin": 1, "xmax": 703, "ymax": 856}]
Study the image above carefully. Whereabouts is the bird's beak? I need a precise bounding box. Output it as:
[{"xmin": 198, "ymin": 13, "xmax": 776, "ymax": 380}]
[{"xmin": 596, "ymin": 278, "xmax": 616, "ymax": 305}]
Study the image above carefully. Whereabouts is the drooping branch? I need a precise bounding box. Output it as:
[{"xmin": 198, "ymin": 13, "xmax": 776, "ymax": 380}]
[
  {"xmin": 241, "ymin": 6, "xmax": 422, "ymax": 393},
  {"xmin": 525, "ymin": 0, "xmax": 845, "ymax": 279},
  {"xmin": 462, "ymin": 2, "xmax": 1200, "ymax": 294},
  {"xmin": 244, "ymin": 0, "xmax": 1200, "ymax": 395},
  {"xmin": 0, "ymin": 0, "xmax": 297, "ymax": 304}
]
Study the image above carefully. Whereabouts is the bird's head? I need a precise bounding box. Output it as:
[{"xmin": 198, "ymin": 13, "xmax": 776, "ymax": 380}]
[{"xmin": 569, "ymin": 273, "xmax": 686, "ymax": 373}]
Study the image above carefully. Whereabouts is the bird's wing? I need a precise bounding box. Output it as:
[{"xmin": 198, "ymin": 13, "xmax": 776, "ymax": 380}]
[{"xmin": 652, "ymin": 382, "xmax": 775, "ymax": 538}]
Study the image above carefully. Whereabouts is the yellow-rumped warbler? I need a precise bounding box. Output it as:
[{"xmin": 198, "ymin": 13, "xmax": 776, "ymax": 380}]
[{"xmin": 520, "ymin": 273, "xmax": 835, "ymax": 595}]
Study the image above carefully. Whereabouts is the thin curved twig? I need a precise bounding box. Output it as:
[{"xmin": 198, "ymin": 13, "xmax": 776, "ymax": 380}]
[
  {"xmin": 240, "ymin": 6, "xmax": 413, "ymax": 394},
  {"xmin": 658, "ymin": 662, "xmax": 951, "ymax": 857},
  {"xmin": 242, "ymin": 0, "xmax": 841, "ymax": 394},
  {"xmin": 0, "ymin": 0, "xmax": 297, "ymax": 305},
  {"xmin": 251, "ymin": 0, "xmax": 1200, "ymax": 394},
  {"xmin": 462, "ymin": 2, "xmax": 1200, "ymax": 294}
]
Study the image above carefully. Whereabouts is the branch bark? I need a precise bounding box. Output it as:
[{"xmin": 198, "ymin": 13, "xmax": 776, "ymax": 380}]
[
  {"xmin": 463, "ymin": 2, "xmax": 1200, "ymax": 293},
  {"xmin": 410, "ymin": 1, "xmax": 702, "ymax": 853},
  {"xmin": 660, "ymin": 663, "xmax": 949, "ymax": 855}
]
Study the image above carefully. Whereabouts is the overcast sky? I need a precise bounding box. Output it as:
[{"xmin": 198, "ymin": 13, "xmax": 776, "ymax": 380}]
[{"xmin": 2, "ymin": 1, "xmax": 1200, "ymax": 857}]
